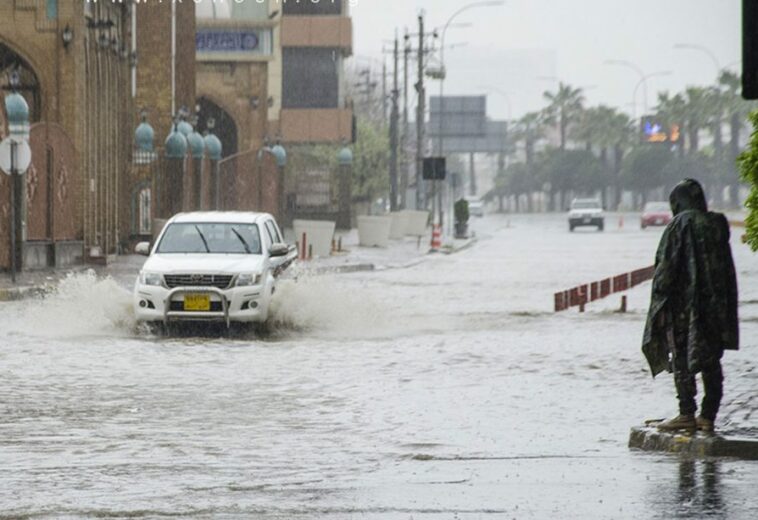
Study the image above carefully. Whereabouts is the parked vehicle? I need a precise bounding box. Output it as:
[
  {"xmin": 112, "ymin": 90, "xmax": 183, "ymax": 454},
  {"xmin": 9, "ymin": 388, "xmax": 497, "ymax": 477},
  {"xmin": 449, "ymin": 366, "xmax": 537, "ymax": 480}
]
[
  {"xmin": 640, "ymin": 201, "xmax": 673, "ymax": 229},
  {"xmin": 466, "ymin": 197, "xmax": 485, "ymax": 218},
  {"xmin": 568, "ymin": 198, "xmax": 604, "ymax": 232},
  {"xmin": 133, "ymin": 212, "xmax": 296, "ymax": 329}
]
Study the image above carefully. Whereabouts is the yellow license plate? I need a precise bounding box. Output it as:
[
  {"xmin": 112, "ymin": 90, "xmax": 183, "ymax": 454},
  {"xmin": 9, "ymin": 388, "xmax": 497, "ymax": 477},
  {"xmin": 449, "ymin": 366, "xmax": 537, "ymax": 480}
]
[{"xmin": 184, "ymin": 294, "xmax": 211, "ymax": 311}]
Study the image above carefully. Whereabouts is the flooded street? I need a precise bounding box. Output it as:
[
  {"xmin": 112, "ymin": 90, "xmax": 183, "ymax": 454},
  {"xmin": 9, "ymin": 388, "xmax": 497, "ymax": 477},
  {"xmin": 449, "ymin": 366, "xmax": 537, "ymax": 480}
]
[{"xmin": 1, "ymin": 214, "xmax": 757, "ymax": 518}]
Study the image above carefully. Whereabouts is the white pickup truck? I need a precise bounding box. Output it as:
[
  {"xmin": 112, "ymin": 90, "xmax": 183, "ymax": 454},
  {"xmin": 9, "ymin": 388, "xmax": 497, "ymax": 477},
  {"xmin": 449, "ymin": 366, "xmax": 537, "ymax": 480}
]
[{"xmin": 133, "ymin": 212, "xmax": 297, "ymax": 329}]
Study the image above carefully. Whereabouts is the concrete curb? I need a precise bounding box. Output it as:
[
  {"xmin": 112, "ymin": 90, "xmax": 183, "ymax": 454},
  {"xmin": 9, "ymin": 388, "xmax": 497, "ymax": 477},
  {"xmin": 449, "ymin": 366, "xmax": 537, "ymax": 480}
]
[
  {"xmin": 306, "ymin": 263, "xmax": 376, "ymax": 275},
  {"xmin": 441, "ymin": 236, "xmax": 478, "ymax": 255},
  {"xmin": 0, "ymin": 285, "xmax": 47, "ymax": 301},
  {"xmin": 629, "ymin": 426, "xmax": 758, "ymax": 460}
]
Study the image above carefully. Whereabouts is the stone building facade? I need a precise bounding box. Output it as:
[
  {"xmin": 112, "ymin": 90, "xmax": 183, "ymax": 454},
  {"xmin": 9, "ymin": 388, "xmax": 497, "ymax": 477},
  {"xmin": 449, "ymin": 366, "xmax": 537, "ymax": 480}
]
[{"xmin": 0, "ymin": 0, "xmax": 132, "ymax": 268}]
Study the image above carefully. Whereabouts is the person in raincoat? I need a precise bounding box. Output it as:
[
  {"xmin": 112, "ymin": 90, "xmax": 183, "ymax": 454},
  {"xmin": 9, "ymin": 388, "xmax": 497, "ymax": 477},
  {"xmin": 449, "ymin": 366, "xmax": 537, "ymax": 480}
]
[{"xmin": 642, "ymin": 179, "xmax": 739, "ymax": 432}]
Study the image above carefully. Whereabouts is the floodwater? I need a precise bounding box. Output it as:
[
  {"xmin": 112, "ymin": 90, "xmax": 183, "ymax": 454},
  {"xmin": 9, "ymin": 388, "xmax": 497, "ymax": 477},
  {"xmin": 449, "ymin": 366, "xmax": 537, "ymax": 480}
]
[{"xmin": 1, "ymin": 214, "xmax": 756, "ymax": 519}]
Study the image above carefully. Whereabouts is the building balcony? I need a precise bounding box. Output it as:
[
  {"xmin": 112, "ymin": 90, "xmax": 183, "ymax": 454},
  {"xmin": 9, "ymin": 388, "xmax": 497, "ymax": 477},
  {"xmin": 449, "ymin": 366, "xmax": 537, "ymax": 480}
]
[
  {"xmin": 280, "ymin": 108, "xmax": 353, "ymax": 144},
  {"xmin": 281, "ymin": 16, "xmax": 352, "ymax": 54}
]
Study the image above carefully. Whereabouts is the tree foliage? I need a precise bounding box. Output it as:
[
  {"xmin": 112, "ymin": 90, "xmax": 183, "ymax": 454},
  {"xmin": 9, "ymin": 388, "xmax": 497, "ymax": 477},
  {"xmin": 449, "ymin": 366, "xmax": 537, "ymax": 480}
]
[
  {"xmin": 737, "ymin": 110, "xmax": 758, "ymax": 251},
  {"xmin": 352, "ymin": 118, "xmax": 389, "ymax": 203},
  {"xmin": 621, "ymin": 145, "xmax": 673, "ymax": 192},
  {"xmin": 536, "ymin": 148, "xmax": 603, "ymax": 194}
]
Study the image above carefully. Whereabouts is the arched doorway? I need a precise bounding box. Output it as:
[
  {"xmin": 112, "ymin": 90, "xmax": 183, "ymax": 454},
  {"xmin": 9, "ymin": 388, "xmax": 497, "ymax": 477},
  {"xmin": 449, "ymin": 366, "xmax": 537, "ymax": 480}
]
[
  {"xmin": 196, "ymin": 96, "xmax": 238, "ymax": 158},
  {"xmin": 0, "ymin": 42, "xmax": 41, "ymax": 125}
]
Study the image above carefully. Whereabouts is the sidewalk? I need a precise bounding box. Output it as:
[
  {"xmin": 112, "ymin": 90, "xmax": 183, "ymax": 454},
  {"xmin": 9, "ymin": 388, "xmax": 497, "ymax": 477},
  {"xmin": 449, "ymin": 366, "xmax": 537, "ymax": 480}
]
[{"xmin": 0, "ymin": 230, "xmax": 477, "ymax": 299}]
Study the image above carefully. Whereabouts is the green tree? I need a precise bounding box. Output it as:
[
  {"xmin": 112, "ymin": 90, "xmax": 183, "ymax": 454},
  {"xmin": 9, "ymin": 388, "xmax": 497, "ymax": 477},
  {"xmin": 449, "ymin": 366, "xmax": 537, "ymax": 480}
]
[
  {"xmin": 683, "ymin": 86, "xmax": 711, "ymax": 154},
  {"xmin": 536, "ymin": 148, "xmax": 603, "ymax": 209},
  {"xmin": 737, "ymin": 110, "xmax": 758, "ymax": 250},
  {"xmin": 656, "ymin": 91, "xmax": 688, "ymax": 158},
  {"xmin": 720, "ymin": 71, "xmax": 756, "ymax": 207},
  {"xmin": 621, "ymin": 144, "xmax": 673, "ymax": 206},
  {"xmin": 352, "ymin": 119, "xmax": 389, "ymax": 207},
  {"xmin": 542, "ymin": 83, "xmax": 584, "ymax": 151}
]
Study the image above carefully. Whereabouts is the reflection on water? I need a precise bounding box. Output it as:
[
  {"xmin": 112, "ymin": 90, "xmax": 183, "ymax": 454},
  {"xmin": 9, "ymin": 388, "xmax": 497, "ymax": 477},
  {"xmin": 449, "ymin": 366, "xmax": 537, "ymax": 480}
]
[{"xmin": 651, "ymin": 459, "xmax": 726, "ymax": 519}]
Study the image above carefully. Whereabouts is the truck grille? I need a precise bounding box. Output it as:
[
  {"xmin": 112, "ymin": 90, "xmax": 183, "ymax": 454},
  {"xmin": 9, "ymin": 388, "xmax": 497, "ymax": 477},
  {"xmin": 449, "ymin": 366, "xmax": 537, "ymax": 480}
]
[{"xmin": 164, "ymin": 274, "xmax": 233, "ymax": 289}]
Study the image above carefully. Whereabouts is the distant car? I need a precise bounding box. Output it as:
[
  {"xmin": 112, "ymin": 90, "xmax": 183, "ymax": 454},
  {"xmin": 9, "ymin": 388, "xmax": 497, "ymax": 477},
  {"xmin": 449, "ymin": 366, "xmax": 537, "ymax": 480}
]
[
  {"xmin": 568, "ymin": 198, "xmax": 604, "ymax": 232},
  {"xmin": 641, "ymin": 201, "xmax": 673, "ymax": 229},
  {"xmin": 133, "ymin": 212, "xmax": 296, "ymax": 330},
  {"xmin": 466, "ymin": 198, "xmax": 485, "ymax": 218}
]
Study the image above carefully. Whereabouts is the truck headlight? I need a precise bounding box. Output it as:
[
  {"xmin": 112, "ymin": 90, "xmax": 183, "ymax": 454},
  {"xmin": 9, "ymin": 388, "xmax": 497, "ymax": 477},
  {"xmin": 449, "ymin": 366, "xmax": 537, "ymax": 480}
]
[
  {"xmin": 236, "ymin": 273, "xmax": 262, "ymax": 287},
  {"xmin": 139, "ymin": 271, "xmax": 163, "ymax": 287}
]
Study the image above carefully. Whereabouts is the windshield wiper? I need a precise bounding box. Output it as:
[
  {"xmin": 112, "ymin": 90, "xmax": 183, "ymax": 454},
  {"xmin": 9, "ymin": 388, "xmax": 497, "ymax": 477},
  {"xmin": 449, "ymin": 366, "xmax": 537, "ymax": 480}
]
[
  {"xmin": 194, "ymin": 225, "xmax": 210, "ymax": 253},
  {"xmin": 231, "ymin": 227, "xmax": 251, "ymax": 254}
]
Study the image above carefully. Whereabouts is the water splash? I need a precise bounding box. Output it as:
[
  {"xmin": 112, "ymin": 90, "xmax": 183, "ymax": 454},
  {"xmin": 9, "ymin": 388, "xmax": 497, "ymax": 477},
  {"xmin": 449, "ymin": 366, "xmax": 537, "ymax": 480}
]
[
  {"xmin": 269, "ymin": 274, "xmax": 392, "ymax": 339},
  {"xmin": 0, "ymin": 270, "xmax": 135, "ymax": 340}
]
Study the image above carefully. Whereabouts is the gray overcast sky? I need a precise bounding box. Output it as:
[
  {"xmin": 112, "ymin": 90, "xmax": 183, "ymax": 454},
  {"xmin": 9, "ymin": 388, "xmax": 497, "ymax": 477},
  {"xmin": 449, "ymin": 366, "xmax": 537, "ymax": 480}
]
[{"xmin": 350, "ymin": 0, "xmax": 741, "ymax": 120}]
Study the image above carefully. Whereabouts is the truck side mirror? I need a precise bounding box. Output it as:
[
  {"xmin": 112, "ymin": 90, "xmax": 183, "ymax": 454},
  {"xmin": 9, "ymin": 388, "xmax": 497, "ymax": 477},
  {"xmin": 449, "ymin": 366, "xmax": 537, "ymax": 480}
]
[{"xmin": 135, "ymin": 242, "xmax": 151, "ymax": 256}]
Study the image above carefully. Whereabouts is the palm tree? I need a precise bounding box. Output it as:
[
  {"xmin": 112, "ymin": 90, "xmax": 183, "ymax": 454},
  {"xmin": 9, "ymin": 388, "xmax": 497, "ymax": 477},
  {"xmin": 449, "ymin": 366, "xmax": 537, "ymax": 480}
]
[
  {"xmin": 683, "ymin": 87, "xmax": 711, "ymax": 154},
  {"xmin": 542, "ymin": 82, "xmax": 584, "ymax": 150},
  {"xmin": 514, "ymin": 111, "xmax": 545, "ymax": 166},
  {"xmin": 572, "ymin": 105, "xmax": 624, "ymax": 208},
  {"xmin": 607, "ymin": 111, "xmax": 635, "ymax": 209},
  {"xmin": 705, "ymin": 86, "xmax": 728, "ymax": 205},
  {"xmin": 656, "ymin": 92, "xmax": 687, "ymax": 158}
]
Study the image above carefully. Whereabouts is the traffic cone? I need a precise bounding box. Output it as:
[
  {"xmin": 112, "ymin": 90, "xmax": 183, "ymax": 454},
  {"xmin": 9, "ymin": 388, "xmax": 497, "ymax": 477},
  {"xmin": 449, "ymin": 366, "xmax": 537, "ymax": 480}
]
[{"xmin": 430, "ymin": 224, "xmax": 442, "ymax": 251}]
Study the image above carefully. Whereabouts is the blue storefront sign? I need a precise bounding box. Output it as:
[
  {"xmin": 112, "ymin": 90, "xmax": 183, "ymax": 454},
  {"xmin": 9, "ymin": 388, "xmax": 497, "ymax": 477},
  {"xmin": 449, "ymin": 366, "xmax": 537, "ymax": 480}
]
[{"xmin": 196, "ymin": 30, "xmax": 261, "ymax": 53}]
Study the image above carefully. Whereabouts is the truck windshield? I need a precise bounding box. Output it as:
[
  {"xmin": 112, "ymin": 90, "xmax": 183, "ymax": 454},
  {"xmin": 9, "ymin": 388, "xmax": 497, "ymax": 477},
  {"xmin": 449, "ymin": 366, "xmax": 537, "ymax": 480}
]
[
  {"xmin": 156, "ymin": 223, "xmax": 262, "ymax": 254},
  {"xmin": 572, "ymin": 201, "xmax": 600, "ymax": 210}
]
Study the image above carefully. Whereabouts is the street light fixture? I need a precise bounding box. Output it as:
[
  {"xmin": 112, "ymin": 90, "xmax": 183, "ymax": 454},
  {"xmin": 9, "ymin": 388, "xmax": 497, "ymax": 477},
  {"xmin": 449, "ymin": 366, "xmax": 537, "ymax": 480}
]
[
  {"xmin": 437, "ymin": 0, "xmax": 505, "ymax": 233},
  {"xmin": 633, "ymin": 70, "xmax": 672, "ymax": 117},
  {"xmin": 604, "ymin": 59, "xmax": 647, "ymax": 120},
  {"xmin": 62, "ymin": 25, "xmax": 74, "ymax": 49},
  {"xmin": 673, "ymin": 43, "xmax": 721, "ymax": 79}
]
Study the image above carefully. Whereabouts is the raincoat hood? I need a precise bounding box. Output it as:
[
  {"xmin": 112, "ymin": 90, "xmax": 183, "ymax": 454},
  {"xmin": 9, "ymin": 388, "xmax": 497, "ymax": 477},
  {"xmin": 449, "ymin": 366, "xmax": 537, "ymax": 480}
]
[{"xmin": 669, "ymin": 178, "xmax": 707, "ymax": 215}]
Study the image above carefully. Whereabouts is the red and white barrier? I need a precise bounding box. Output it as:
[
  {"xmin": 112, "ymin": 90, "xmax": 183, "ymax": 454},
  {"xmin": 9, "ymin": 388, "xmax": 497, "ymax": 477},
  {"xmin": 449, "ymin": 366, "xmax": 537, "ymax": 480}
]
[{"xmin": 554, "ymin": 265, "xmax": 655, "ymax": 312}]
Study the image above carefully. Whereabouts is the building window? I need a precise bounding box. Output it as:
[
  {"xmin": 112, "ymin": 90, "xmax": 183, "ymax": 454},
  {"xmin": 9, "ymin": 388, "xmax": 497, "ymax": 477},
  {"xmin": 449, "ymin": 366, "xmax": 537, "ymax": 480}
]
[
  {"xmin": 283, "ymin": 48, "xmax": 339, "ymax": 109},
  {"xmin": 282, "ymin": 0, "xmax": 342, "ymax": 16},
  {"xmin": 138, "ymin": 188, "xmax": 152, "ymax": 235},
  {"xmin": 47, "ymin": 0, "xmax": 58, "ymax": 19}
]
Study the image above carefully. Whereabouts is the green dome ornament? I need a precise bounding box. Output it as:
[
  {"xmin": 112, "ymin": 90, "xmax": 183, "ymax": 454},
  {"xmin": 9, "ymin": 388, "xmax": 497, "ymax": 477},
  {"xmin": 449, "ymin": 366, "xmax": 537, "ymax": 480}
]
[
  {"xmin": 188, "ymin": 130, "xmax": 205, "ymax": 159},
  {"xmin": 204, "ymin": 133, "xmax": 222, "ymax": 161},
  {"xmin": 177, "ymin": 120, "xmax": 193, "ymax": 137},
  {"xmin": 338, "ymin": 146, "xmax": 353, "ymax": 166},
  {"xmin": 203, "ymin": 116, "xmax": 222, "ymax": 161},
  {"xmin": 270, "ymin": 143, "xmax": 287, "ymax": 167},
  {"xmin": 165, "ymin": 123, "xmax": 188, "ymax": 159},
  {"xmin": 134, "ymin": 113, "xmax": 155, "ymax": 152},
  {"xmin": 5, "ymin": 72, "xmax": 30, "ymax": 139}
]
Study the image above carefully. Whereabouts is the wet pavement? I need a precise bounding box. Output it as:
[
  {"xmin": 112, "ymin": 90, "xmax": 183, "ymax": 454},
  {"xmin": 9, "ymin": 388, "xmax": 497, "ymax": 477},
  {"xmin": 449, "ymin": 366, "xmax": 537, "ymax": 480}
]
[{"xmin": 1, "ymin": 213, "xmax": 756, "ymax": 518}]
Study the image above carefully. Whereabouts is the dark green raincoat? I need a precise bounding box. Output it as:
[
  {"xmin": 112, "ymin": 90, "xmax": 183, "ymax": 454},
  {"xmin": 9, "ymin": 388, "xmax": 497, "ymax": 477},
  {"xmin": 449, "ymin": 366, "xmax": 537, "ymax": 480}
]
[{"xmin": 642, "ymin": 180, "xmax": 739, "ymax": 377}]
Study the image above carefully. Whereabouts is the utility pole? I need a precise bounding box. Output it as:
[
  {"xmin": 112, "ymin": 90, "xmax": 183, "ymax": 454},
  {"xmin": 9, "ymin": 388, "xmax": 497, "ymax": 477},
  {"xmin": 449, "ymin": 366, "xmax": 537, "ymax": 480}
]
[
  {"xmin": 389, "ymin": 33, "xmax": 400, "ymax": 211},
  {"xmin": 401, "ymin": 29, "xmax": 410, "ymax": 209},
  {"xmin": 415, "ymin": 13, "xmax": 426, "ymax": 210},
  {"xmin": 382, "ymin": 58, "xmax": 388, "ymax": 126}
]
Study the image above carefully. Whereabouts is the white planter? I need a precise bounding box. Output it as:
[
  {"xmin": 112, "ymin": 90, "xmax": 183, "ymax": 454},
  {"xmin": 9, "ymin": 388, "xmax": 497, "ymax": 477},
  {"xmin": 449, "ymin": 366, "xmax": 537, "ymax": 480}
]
[
  {"xmin": 389, "ymin": 211, "xmax": 409, "ymax": 239},
  {"xmin": 293, "ymin": 220, "xmax": 336, "ymax": 258},
  {"xmin": 402, "ymin": 210, "xmax": 430, "ymax": 237},
  {"xmin": 357, "ymin": 215, "xmax": 392, "ymax": 248}
]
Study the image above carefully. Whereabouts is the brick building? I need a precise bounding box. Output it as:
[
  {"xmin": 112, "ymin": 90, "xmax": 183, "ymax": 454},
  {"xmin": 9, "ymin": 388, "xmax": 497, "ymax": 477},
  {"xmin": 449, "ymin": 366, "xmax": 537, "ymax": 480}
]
[{"xmin": 0, "ymin": 0, "xmax": 132, "ymax": 268}]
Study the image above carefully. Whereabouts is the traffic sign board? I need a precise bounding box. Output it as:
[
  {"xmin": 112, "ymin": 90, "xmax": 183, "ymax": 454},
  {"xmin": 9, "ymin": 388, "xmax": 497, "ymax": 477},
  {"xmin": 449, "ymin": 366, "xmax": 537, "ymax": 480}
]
[{"xmin": 0, "ymin": 137, "xmax": 31, "ymax": 175}]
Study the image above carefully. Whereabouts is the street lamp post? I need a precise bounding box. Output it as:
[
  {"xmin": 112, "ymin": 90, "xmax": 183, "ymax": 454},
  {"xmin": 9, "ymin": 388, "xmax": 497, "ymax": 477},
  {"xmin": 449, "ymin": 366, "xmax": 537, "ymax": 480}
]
[
  {"xmin": 632, "ymin": 70, "xmax": 672, "ymax": 119},
  {"xmin": 604, "ymin": 59, "xmax": 647, "ymax": 120},
  {"xmin": 437, "ymin": 0, "xmax": 504, "ymax": 236},
  {"xmin": 674, "ymin": 43, "xmax": 721, "ymax": 80}
]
